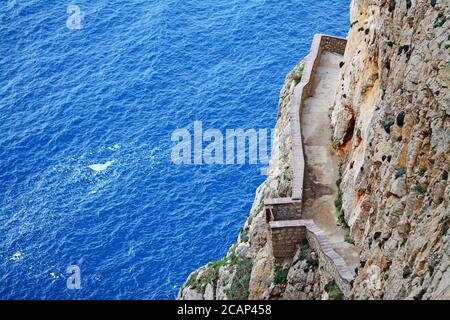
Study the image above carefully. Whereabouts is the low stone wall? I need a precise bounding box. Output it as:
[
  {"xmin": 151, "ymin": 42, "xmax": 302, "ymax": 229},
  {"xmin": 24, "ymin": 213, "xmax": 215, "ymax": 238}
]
[
  {"xmin": 269, "ymin": 220, "xmax": 307, "ymax": 259},
  {"xmin": 269, "ymin": 34, "xmax": 347, "ymax": 204},
  {"xmin": 265, "ymin": 33, "xmax": 347, "ymax": 216},
  {"xmin": 303, "ymin": 220, "xmax": 353, "ymax": 298},
  {"xmin": 269, "ymin": 218, "xmax": 353, "ymax": 297},
  {"xmin": 264, "ymin": 198, "xmax": 302, "ymax": 222},
  {"xmin": 321, "ymin": 36, "xmax": 347, "ymax": 55},
  {"xmin": 290, "ymin": 34, "xmax": 347, "ymax": 201}
]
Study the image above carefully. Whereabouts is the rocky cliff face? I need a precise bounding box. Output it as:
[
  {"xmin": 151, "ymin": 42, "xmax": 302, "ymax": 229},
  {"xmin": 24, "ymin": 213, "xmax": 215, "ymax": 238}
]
[
  {"xmin": 179, "ymin": 0, "xmax": 449, "ymax": 300},
  {"xmin": 331, "ymin": 0, "xmax": 449, "ymax": 299}
]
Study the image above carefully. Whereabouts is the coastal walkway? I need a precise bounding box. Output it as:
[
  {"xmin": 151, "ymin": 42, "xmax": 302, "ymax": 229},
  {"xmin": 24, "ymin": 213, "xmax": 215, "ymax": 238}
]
[
  {"xmin": 264, "ymin": 35, "xmax": 359, "ymax": 298},
  {"xmin": 301, "ymin": 51, "xmax": 360, "ymax": 273}
]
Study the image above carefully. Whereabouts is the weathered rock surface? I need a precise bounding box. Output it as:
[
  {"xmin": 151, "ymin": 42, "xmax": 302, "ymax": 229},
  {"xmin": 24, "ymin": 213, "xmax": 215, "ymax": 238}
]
[
  {"xmin": 182, "ymin": 287, "xmax": 204, "ymax": 300},
  {"xmin": 331, "ymin": 0, "xmax": 449, "ymax": 300}
]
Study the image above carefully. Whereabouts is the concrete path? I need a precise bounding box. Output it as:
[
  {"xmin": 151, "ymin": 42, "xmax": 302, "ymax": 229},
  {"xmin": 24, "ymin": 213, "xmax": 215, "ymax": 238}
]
[{"xmin": 300, "ymin": 52, "xmax": 360, "ymax": 274}]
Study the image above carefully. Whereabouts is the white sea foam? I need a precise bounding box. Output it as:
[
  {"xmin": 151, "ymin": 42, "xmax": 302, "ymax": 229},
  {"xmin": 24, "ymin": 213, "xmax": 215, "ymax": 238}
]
[
  {"xmin": 108, "ymin": 144, "xmax": 121, "ymax": 151},
  {"xmin": 88, "ymin": 160, "xmax": 115, "ymax": 172},
  {"xmin": 50, "ymin": 272, "xmax": 61, "ymax": 279},
  {"xmin": 10, "ymin": 251, "xmax": 23, "ymax": 261}
]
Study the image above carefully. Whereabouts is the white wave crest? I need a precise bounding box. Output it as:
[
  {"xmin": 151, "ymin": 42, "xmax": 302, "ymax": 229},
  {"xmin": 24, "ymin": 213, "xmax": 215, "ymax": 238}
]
[{"xmin": 88, "ymin": 160, "xmax": 115, "ymax": 172}]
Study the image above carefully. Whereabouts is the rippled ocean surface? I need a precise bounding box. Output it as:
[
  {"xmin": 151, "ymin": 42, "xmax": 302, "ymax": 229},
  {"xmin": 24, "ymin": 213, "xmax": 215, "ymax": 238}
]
[{"xmin": 0, "ymin": 1, "xmax": 350, "ymax": 299}]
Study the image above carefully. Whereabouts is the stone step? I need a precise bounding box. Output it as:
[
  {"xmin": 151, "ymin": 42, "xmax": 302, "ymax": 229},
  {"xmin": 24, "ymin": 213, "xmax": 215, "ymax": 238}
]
[
  {"xmin": 314, "ymin": 77, "xmax": 340, "ymax": 87},
  {"xmin": 315, "ymin": 76, "xmax": 340, "ymax": 83},
  {"xmin": 332, "ymin": 243, "xmax": 361, "ymax": 274},
  {"xmin": 304, "ymin": 97, "xmax": 333, "ymax": 109},
  {"xmin": 303, "ymin": 106, "xmax": 331, "ymax": 113},
  {"xmin": 297, "ymin": 49, "xmax": 359, "ymax": 279},
  {"xmin": 320, "ymin": 52, "xmax": 344, "ymax": 69},
  {"xmin": 311, "ymin": 89, "xmax": 337, "ymax": 98},
  {"xmin": 316, "ymin": 66, "xmax": 341, "ymax": 76},
  {"xmin": 316, "ymin": 81, "xmax": 340, "ymax": 89}
]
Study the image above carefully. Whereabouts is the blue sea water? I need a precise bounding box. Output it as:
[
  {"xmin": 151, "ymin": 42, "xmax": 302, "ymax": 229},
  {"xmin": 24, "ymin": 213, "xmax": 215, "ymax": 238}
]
[{"xmin": 0, "ymin": 0, "xmax": 350, "ymax": 299}]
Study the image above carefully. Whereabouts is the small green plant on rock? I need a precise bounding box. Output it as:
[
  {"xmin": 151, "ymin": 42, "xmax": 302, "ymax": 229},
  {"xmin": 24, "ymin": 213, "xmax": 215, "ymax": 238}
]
[
  {"xmin": 399, "ymin": 239, "xmax": 407, "ymax": 248},
  {"xmin": 225, "ymin": 254, "xmax": 253, "ymax": 300},
  {"xmin": 336, "ymin": 177, "xmax": 342, "ymax": 189},
  {"xmin": 418, "ymin": 167, "xmax": 427, "ymax": 177},
  {"xmin": 335, "ymin": 193, "xmax": 343, "ymax": 213},
  {"xmin": 415, "ymin": 181, "xmax": 426, "ymax": 195},
  {"xmin": 273, "ymin": 266, "xmax": 289, "ymax": 285},
  {"xmin": 395, "ymin": 166, "xmax": 406, "ymax": 179},
  {"xmin": 324, "ymin": 281, "xmax": 344, "ymax": 300},
  {"xmin": 433, "ymin": 13, "xmax": 447, "ymax": 28},
  {"xmin": 239, "ymin": 227, "xmax": 249, "ymax": 243},
  {"xmin": 402, "ymin": 265, "xmax": 412, "ymax": 279},
  {"xmin": 337, "ymin": 213, "xmax": 354, "ymax": 244},
  {"xmin": 186, "ymin": 255, "xmax": 231, "ymax": 293},
  {"xmin": 335, "ymin": 162, "xmax": 344, "ymax": 213},
  {"xmin": 334, "ymin": 162, "xmax": 354, "ymax": 244},
  {"xmin": 396, "ymin": 111, "xmax": 406, "ymax": 127},
  {"xmin": 298, "ymin": 250, "xmax": 307, "ymax": 261},
  {"xmin": 293, "ymin": 62, "xmax": 305, "ymax": 84},
  {"xmin": 185, "ymin": 271, "xmax": 199, "ymax": 289},
  {"xmin": 415, "ymin": 288, "xmax": 427, "ymax": 300},
  {"xmin": 442, "ymin": 224, "xmax": 449, "ymax": 236},
  {"xmin": 384, "ymin": 118, "xmax": 395, "ymax": 134},
  {"xmin": 337, "ymin": 213, "xmax": 346, "ymax": 225},
  {"xmin": 428, "ymin": 260, "xmax": 439, "ymax": 275},
  {"xmin": 345, "ymin": 231, "xmax": 354, "ymax": 245},
  {"xmin": 299, "ymin": 238, "xmax": 309, "ymax": 247},
  {"xmin": 297, "ymin": 238, "xmax": 312, "ymax": 262},
  {"xmin": 279, "ymin": 152, "xmax": 289, "ymax": 163},
  {"xmin": 307, "ymin": 258, "xmax": 319, "ymax": 268}
]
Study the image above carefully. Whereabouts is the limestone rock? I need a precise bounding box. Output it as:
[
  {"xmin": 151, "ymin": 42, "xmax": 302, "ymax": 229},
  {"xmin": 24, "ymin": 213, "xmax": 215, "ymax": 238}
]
[
  {"xmin": 181, "ymin": 288, "xmax": 203, "ymax": 300},
  {"xmin": 331, "ymin": 0, "xmax": 450, "ymax": 300},
  {"xmin": 215, "ymin": 265, "xmax": 234, "ymax": 300},
  {"xmin": 391, "ymin": 177, "xmax": 407, "ymax": 198},
  {"xmin": 248, "ymin": 246, "xmax": 274, "ymax": 299},
  {"xmin": 204, "ymin": 284, "xmax": 214, "ymax": 300},
  {"xmin": 235, "ymin": 242, "xmax": 250, "ymax": 258}
]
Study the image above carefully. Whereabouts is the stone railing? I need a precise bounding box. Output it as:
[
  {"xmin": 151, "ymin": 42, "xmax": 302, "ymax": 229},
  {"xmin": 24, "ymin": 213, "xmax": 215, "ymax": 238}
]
[
  {"xmin": 265, "ymin": 34, "xmax": 352, "ymax": 298},
  {"xmin": 264, "ymin": 34, "xmax": 346, "ymax": 211},
  {"xmin": 264, "ymin": 198, "xmax": 302, "ymax": 222},
  {"xmin": 269, "ymin": 219, "xmax": 353, "ymax": 297},
  {"xmin": 290, "ymin": 34, "xmax": 346, "ymax": 201},
  {"xmin": 269, "ymin": 220, "xmax": 307, "ymax": 258},
  {"xmin": 303, "ymin": 220, "xmax": 353, "ymax": 297}
]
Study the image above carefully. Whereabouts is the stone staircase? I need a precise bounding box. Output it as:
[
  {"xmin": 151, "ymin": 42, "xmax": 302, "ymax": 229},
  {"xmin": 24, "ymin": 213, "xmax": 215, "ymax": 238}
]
[
  {"xmin": 264, "ymin": 35, "xmax": 359, "ymax": 298},
  {"xmin": 301, "ymin": 51, "xmax": 360, "ymax": 273}
]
